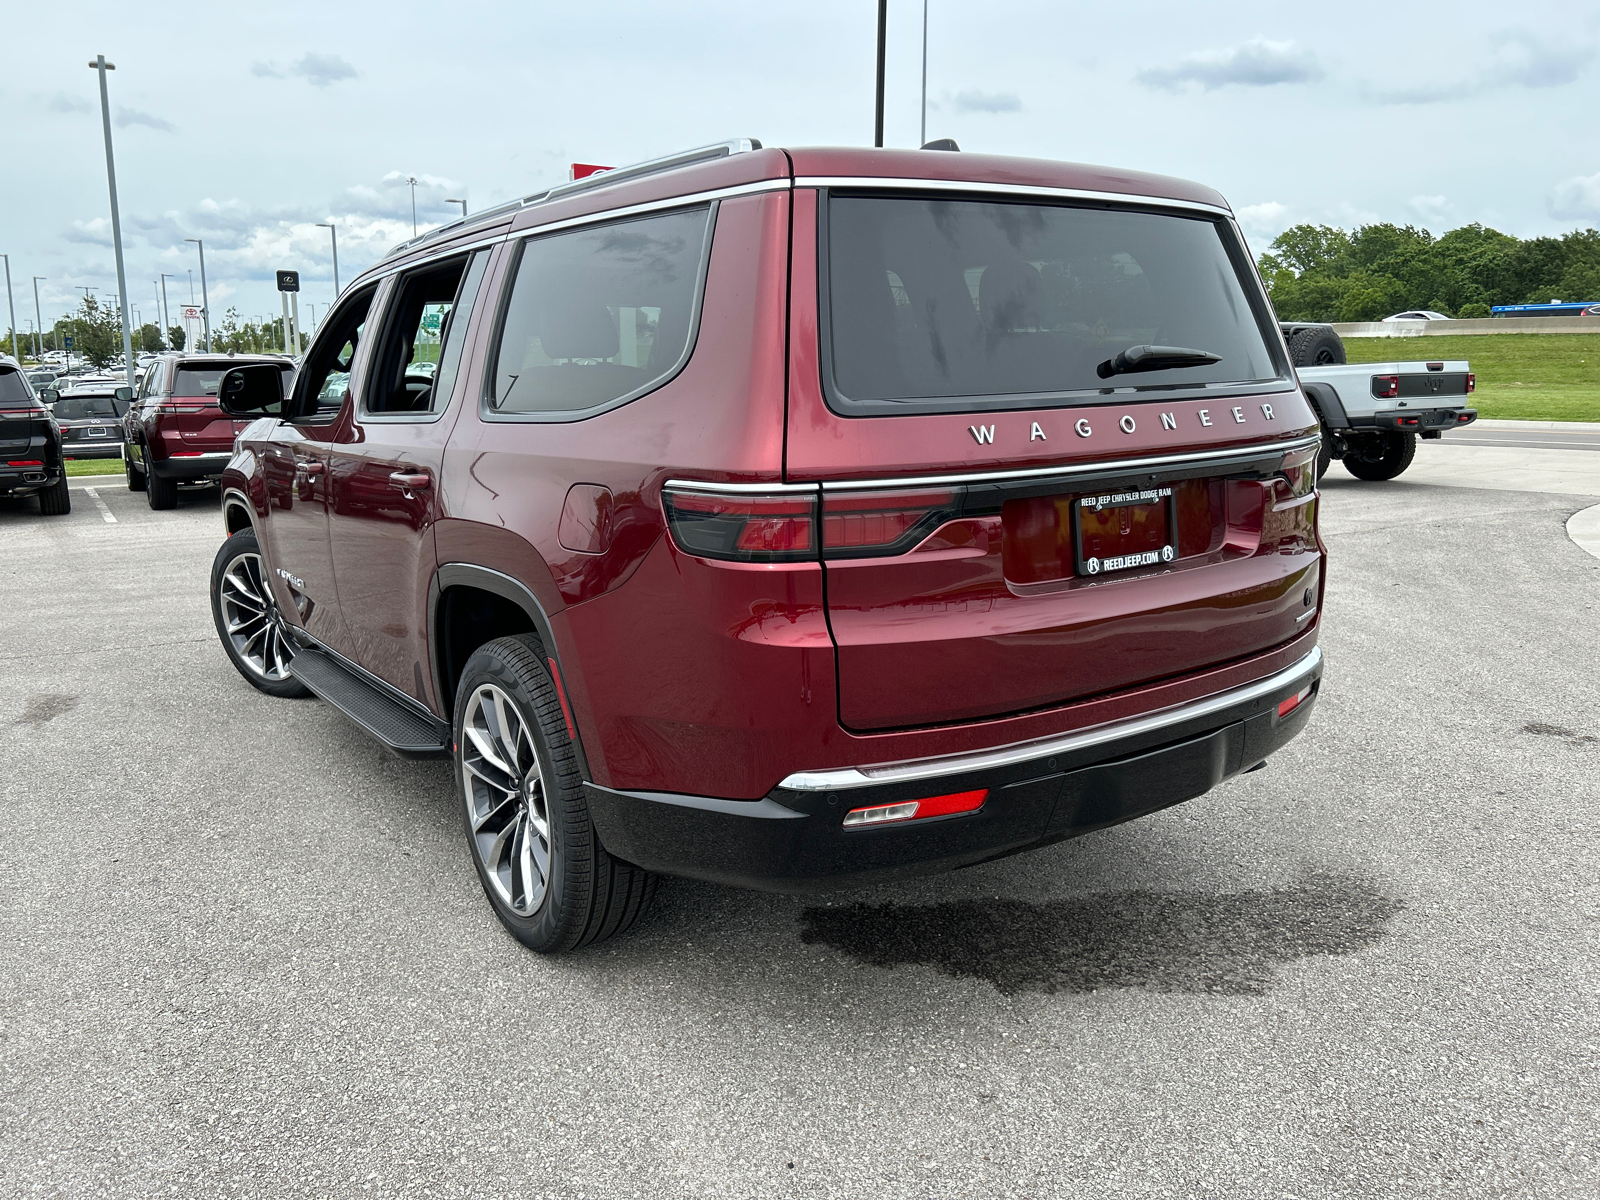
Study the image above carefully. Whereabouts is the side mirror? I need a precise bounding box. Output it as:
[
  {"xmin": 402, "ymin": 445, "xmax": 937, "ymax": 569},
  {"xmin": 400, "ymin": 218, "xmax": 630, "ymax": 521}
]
[
  {"xmin": 114, "ymin": 386, "xmax": 133, "ymax": 402},
  {"xmin": 219, "ymin": 364, "xmax": 286, "ymax": 418}
]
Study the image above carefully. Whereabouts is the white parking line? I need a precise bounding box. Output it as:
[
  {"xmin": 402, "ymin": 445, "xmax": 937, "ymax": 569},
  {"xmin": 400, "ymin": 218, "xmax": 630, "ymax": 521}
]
[{"xmin": 82, "ymin": 487, "xmax": 117, "ymax": 524}]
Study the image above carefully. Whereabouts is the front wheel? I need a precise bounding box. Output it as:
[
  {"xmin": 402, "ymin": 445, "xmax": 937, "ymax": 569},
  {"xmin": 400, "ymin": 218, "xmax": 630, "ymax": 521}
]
[
  {"xmin": 1343, "ymin": 431, "xmax": 1417, "ymax": 481},
  {"xmin": 454, "ymin": 635, "xmax": 655, "ymax": 954},
  {"xmin": 209, "ymin": 528, "xmax": 310, "ymax": 697}
]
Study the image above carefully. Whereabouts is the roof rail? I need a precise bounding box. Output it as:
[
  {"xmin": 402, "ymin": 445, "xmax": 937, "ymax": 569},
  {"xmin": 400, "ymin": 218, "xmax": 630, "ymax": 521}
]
[{"xmin": 383, "ymin": 137, "xmax": 762, "ymax": 261}]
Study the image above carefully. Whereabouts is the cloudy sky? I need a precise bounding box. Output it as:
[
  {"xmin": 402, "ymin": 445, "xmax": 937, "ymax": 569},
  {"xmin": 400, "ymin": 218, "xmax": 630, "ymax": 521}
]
[{"xmin": 3, "ymin": 0, "xmax": 1597, "ymax": 336}]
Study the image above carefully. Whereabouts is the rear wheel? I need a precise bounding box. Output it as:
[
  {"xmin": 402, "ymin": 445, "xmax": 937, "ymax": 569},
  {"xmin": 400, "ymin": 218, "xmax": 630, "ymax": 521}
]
[
  {"xmin": 209, "ymin": 528, "xmax": 310, "ymax": 697},
  {"xmin": 454, "ymin": 635, "xmax": 655, "ymax": 955},
  {"xmin": 1343, "ymin": 431, "xmax": 1417, "ymax": 481},
  {"xmin": 37, "ymin": 473, "xmax": 71, "ymax": 516},
  {"xmin": 146, "ymin": 462, "xmax": 178, "ymax": 510},
  {"xmin": 1288, "ymin": 326, "xmax": 1346, "ymax": 367},
  {"xmin": 125, "ymin": 447, "xmax": 146, "ymax": 492}
]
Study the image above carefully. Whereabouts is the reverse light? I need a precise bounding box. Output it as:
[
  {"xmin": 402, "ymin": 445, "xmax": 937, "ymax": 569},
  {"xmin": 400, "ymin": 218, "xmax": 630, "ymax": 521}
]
[
  {"xmin": 662, "ymin": 488, "xmax": 816, "ymax": 562},
  {"xmin": 842, "ymin": 788, "xmax": 988, "ymax": 827},
  {"xmin": 1277, "ymin": 685, "xmax": 1312, "ymax": 719},
  {"xmin": 1371, "ymin": 375, "xmax": 1400, "ymax": 399}
]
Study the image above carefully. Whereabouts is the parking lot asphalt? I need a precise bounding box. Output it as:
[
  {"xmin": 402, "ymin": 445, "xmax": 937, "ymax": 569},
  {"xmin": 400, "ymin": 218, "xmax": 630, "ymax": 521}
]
[{"xmin": 3, "ymin": 470, "xmax": 1599, "ymax": 1200}]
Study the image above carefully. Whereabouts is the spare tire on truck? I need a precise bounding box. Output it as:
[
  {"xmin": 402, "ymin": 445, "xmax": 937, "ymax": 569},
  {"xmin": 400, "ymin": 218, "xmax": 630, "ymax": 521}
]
[{"xmin": 1288, "ymin": 325, "xmax": 1346, "ymax": 367}]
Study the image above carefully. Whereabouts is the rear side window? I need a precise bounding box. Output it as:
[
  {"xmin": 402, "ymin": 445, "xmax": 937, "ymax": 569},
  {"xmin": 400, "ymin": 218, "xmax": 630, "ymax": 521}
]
[
  {"xmin": 171, "ymin": 365, "xmax": 292, "ymax": 400},
  {"xmin": 0, "ymin": 369, "xmax": 31, "ymax": 403},
  {"xmin": 823, "ymin": 195, "xmax": 1285, "ymax": 414},
  {"xmin": 487, "ymin": 204, "xmax": 713, "ymax": 419}
]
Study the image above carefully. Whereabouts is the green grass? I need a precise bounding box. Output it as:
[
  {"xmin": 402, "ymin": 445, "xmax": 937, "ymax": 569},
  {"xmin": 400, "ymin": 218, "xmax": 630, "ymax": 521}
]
[
  {"xmin": 1340, "ymin": 333, "xmax": 1600, "ymax": 421},
  {"xmin": 64, "ymin": 458, "xmax": 125, "ymax": 476}
]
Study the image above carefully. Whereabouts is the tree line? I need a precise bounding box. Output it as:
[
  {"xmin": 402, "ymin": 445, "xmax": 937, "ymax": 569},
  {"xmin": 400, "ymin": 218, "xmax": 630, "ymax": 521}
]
[
  {"xmin": 1258, "ymin": 222, "xmax": 1600, "ymax": 322},
  {"xmin": 6, "ymin": 296, "xmax": 304, "ymax": 366}
]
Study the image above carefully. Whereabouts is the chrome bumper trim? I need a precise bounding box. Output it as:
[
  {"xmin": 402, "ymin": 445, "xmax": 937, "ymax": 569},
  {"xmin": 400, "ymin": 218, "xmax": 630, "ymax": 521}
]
[{"xmin": 778, "ymin": 646, "xmax": 1324, "ymax": 792}]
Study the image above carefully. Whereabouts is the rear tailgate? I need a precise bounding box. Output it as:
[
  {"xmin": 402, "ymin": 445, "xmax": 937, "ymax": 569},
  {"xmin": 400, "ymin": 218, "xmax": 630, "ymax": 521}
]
[{"xmin": 787, "ymin": 186, "xmax": 1323, "ymax": 732}]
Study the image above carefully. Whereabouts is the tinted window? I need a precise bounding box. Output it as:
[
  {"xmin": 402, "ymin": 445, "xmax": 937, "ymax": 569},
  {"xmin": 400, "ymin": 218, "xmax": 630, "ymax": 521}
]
[
  {"xmin": 825, "ymin": 196, "xmax": 1282, "ymax": 412},
  {"xmin": 0, "ymin": 370, "xmax": 33, "ymax": 402},
  {"xmin": 489, "ymin": 205, "xmax": 712, "ymax": 417},
  {"xmin": 298, "ymin": 287, "xmax": 375, "ymax": 419},
  {"xmin": 172, "ymin": 364, "xmax": 291, "ymax": 399},
  {"xmin": 54, "ymin": 395, "xmax": 120, "ymax": 419},
  {"xmin": 365, "ymin": 252, "xmax": 486, "ymax": 416}
]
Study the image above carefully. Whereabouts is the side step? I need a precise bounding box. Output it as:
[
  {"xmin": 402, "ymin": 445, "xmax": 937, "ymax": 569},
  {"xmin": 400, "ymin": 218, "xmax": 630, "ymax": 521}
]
[{"xmin": 289, "ymin": 646, "xmax": 451, "ymax": 759}]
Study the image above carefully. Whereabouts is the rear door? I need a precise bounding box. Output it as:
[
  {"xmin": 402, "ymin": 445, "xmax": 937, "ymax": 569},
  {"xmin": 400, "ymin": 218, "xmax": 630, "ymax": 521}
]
[
  {"xmin": 788, "ymin": 187, "xmax": 1322, "ymax": 731},
  {"xmin": 326, "ymin": 251, "xmax": 491, "ymax": 705}
]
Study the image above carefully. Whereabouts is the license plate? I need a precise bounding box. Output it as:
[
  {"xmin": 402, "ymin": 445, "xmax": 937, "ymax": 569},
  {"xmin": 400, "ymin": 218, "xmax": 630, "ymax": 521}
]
[
  {"xmin": 1074, "ymin": 486, "xmax": 1177, "ymax": 577},
  {"xmin": 87, "ymin": 427, "xmax": 107, "ymax": 436}
]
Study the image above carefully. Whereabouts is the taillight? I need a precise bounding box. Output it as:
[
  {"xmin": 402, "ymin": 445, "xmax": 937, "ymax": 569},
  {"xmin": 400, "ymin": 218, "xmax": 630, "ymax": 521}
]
[
  {"xmin": 1276, "ymin": 444, "xmax": 1319, "ymax": 498},
  {"xmin": 1466, "ymin": 373, "xmax": 1475, "ymax": 394},
  {"xmin": 662, "ymin": 488, "xmax": 817, "ymax": 563},
  {"xmin": 821, "ymin": 489, "xmax": 961, "ymax": 558},
  {"xmin": 156, "ymin": 404, "xmax": 207, "ymax": 415},
  {"xmin": 842, "ymin": 788, "xmax": 988, "ymax": 828},
  {"xmin": 1371, "ymin": 375, "xmax": 1400, "ymax": 399},
  {"xmin": 7, "ymin": 460, "xmax": 44, "ymax": 467}
]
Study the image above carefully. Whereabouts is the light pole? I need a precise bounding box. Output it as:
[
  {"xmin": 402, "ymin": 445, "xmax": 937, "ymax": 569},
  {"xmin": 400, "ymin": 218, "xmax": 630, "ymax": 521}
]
[
  {"xmin": 89, "ymin": 54, "xmax": 137, "ymax": 386},
  {"xmin": 316, "ymin": 222, "xmax": 339, "ymax": 295},
  {"xmin": 159, "ymin": 273, "xmax": 174, "ymax": 344},
  {"xmin": 407, "ymin": 176, "xmax": 418, "ymax": 235},
  {"xmin": 307, "ymin": 302, "xmax": 316, "ymax": 334},
  {"xmin": 32, "ymin": 277, "xmax": 45, "ymax": 361},
  {"xmin": 446, "ymin": 197, "xmax": 467, "ymax": 218},
  {"xmin": 1, "ymin": 255, "xmax": 16, "ymax": 362},
  {"xmin": 874, "ymin": 0, "xmax": 887, "ymax": 147},
  {"xmin": 185, "ymin": 238, "xmax": 209, "ymax": 351},
  {"xmin": 920, "ymin": 0, "xmax": 929, "ymax": 147}
]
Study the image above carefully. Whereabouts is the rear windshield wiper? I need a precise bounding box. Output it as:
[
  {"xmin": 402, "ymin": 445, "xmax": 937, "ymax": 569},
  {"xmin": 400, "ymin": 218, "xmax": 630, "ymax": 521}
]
[{"xmin": 1097, "ymin": 344, "xmax": 1221, "ymax": 380}]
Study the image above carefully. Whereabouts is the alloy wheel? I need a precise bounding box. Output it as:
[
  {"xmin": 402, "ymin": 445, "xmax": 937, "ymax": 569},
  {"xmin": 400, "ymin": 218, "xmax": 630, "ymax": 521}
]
[
  {"xmin": 461, "ymin": 683, "xmax": 552, "ymax": 916},
  {"xmin": 218, "ymin": 551, "xmax": 294, "ymax": 681}
]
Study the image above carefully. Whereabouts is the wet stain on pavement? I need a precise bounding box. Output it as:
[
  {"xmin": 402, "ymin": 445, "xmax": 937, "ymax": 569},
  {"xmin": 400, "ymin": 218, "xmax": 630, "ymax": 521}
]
[
  {"xmin": 800, "ymin": 873, "xmax": 1403, "ymax": 996},
  {"xmin": 15, "ymin": 694, "xmax": 79, "ymax": 727},
  {"xmin": 1522, "ymin": 721, "xmax": 1598, "ymax": 747}
]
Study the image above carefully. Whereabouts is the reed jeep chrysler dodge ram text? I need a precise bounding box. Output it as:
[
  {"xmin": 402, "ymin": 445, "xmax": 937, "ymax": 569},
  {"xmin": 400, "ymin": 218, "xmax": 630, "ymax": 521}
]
[{"xmin": 209, "ymin": 141, "xmax": 1325, "ymax": 954}]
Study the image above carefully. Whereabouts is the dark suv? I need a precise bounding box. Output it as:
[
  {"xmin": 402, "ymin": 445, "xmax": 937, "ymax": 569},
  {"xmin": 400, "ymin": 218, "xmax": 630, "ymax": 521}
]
[
  {"xmin": 124, "ymin": 353, "xmax": 295, "ymax": 509},
  {"xmin": 1, "ymin": 362, "xmax": 70, "ymax": 514},
  {"xmin": 210, "ymin": 141, "xmax": 1325, "ymax": 954},
  {"xmin": 52, "ymin": 384, "xmax": 132, "ymax": 459}
]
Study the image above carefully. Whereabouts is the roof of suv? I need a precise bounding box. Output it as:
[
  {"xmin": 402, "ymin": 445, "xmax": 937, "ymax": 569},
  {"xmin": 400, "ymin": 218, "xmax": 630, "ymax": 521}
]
[{"xmin": 371, "ymin": 140, "xmax": 1234, "ymax": 283}]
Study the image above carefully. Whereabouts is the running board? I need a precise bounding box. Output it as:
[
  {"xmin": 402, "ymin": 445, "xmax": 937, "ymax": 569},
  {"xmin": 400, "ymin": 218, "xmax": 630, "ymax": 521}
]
[{"xmin": 289, "ymin": 646, "xmax": 451, "ymax": 759}]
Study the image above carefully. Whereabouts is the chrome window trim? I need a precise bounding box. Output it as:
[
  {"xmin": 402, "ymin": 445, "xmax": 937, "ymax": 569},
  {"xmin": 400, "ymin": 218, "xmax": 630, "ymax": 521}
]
[
  {"xmin": 662, "ymin": 478, "xmax": 819, "ymax": 496},
  {"xmin": 509, "ymin": 178, "xmax": 789, "ymax": 243},
  {"xmin": 779, "ymin": 646, "xmax": 1323, "ymax": 792},
  {"xmin": 794, "ymin": 176, "xmax": 1233, "ymax": 217},
  {"xmin": 811, "ymin": 432, "xmax": 1318, "ymax": 492}
]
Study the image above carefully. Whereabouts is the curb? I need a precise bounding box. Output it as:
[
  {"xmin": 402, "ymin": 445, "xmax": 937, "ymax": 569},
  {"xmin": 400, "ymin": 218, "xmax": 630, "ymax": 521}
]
[{"xmin": 1568, "ymin": 503, "xmax": 1600, "ymax": 563}]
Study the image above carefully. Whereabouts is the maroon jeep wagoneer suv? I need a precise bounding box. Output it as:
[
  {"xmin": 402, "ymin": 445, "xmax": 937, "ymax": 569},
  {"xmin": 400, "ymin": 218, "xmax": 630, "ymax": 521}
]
[{"xmin": 210, "ymin": 140, "xmax": 1325, "ymax": 954}]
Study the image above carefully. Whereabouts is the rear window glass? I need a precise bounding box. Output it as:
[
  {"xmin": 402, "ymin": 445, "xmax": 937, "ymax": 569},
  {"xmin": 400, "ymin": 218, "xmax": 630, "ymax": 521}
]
[
  {"xmin": 172, "ymin": 364, "xmax": 291, "ymax": 398},
  {"xmin": 824, "ymin": 195, "xmax": 1284, "ymax": 413},
  {"xmin": 0, "ymin": 370, "xmax": 32, "ymax": 403},
  {"xmin": 487, "ymin": 205, "xmax": 712, "ymax": 418},
  {"xmin": 54, "ymin": 395, "xmax": 119, "ymax": 418}
]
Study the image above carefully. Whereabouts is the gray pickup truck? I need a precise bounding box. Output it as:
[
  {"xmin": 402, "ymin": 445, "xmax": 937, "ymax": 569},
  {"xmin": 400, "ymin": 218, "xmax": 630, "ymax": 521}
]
[{"xmin": 1281, "ymin": 322, "xmax": 1477, "ymax": 481}]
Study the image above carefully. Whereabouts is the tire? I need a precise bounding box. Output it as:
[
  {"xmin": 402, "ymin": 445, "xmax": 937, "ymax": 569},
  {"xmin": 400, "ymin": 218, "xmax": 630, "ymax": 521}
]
[
  {"xmin": 209, "ymin": 528, "xmax": 311, "ymax": 698},
  {"xmin": 1343, "ymin": 431, "xmax": 1417, "ymax": 481},
  {"xmin": 125, "ymin": 447, "xmax": 146, "ymax": 492},
  {"xmin": 1288, "ymin": 326, "xmax": 1346, "ymax": 367},
  {"xmin": 454, "ymin": 634, "xmax": 656, "ymax": 955},
  {"xmin": 146, "ymin": 462, "xmax": 178, "ymax": 510},
  {"xmin": 37, "ymin": 473, "xmax": 71, "ymax": 516}
]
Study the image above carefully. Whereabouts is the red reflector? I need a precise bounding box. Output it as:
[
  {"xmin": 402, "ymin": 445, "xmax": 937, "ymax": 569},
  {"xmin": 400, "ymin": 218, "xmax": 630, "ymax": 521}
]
[
  {"xmin": 842, "ymin": 788, "xmax": 988, "ymax": 827},
  {"xmin": 1457, "ymin": 412, "xmax": 1471, "ymax": 423},
  {"xmin": 7, "ymin": 460, "xmax": 44, "ymax": 467},
  {"xmin": 170, "ymin": 451, "xmax": 203, "ymax": 457},
  {"xmin": 1278, "ymin": 685, "xmax": 1312, "ymax": 718},
  {"xmin": 1466, "ymin": 373, "xmax": 1476, "ymax": 394}
]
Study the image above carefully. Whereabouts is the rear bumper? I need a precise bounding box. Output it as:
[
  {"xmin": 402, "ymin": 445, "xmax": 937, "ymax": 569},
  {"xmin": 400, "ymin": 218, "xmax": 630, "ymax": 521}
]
[
  {"xmin": 0, "ymin": 464, "xmax": 62, "ymax": 493},
  {"xmin": 150, "ymin": 450, "xmax": 232, "ymax": 480},
  {"xmin": 61, "ymin": 440, "xmax": 126, "ymax": 459},
  {"xmin": 586, "ymin": 646, "xmax": 1323, "ymax": 892}
]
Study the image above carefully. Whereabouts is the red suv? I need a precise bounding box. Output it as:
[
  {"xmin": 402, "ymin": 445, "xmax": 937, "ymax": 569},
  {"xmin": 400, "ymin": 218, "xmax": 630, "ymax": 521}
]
[
  {"xmin": 125, "ymin": 353, "xmax": 296, "ymax": 508},
  {"xmin": 210, "ymin": 140, "xmax": 1325, "ymax": 954}
]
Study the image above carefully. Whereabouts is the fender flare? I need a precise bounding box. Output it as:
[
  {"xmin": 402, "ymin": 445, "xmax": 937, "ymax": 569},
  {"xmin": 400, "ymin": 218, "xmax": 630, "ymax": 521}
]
[{"xmin": 427, "ymin": 562, "xmax": 593, "ymax": 781}]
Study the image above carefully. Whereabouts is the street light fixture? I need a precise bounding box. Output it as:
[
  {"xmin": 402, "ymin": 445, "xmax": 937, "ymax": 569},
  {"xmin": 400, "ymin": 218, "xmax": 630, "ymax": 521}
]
[
  {"xmin": 406, "ymin": 176, "xmax": 418, "ymax": 236},
  {"xmin": 1, "ymin": 255, "xmax": 17, "ymax": 362},
  {"xmin": 89, "ymin": 54, "xmax": 137, "ymax": 387},
  {"xmin": 315, "ymin": 222, "xmax": 340, "ymax": 295},
  {"xmin": 185, "ymin": 238, "xmax": 210, "ymax": 352},
  {"xmin": 446, "ymin": 198, "xmax": 467, "ymax": 218},
  {"xmin": 32, "ymin": 277, "xmax": 46, "ymax": 360}
]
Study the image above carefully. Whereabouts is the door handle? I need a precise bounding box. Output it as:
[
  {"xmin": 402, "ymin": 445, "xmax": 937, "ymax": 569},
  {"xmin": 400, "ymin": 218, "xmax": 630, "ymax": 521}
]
[
  {"xmin": 389, "ymin": 471, "xmax": 431, "ymax": 489},
  {"xmin": 296, "ymin": 460, "xmax": 324, "ymax": 475}
]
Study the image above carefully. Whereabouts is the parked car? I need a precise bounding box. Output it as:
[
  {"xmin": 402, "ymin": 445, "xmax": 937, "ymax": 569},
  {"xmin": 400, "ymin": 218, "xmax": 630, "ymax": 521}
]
[
  {"xmin": 210, "ymin": 139, "xmax": 1326, "ymax": 954},
  {"xmin": 52, "ymin": 385, "xmax": 132, "ymax": 458},
  {"xmin": 1281, "ymin": 323, "xmax": 1476, "ymax": 480},
  {"xmin": 123, "ymin": 353, "xmax": 296, "ymax": 509},
  {"xmin": 1382, "ymin": 310, "xmax": 1452, "ymax": 322},
  {"xmin": 0, "ymin": 361, "xmax": 69, "ymax": 514}
]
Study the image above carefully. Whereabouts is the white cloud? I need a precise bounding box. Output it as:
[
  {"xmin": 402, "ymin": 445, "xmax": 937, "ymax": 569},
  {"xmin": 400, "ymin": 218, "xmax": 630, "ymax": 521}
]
[
  {"xmin": 1549, "ymin": 171, "xmax": 1600, "ymax": 221},
  {"xmin": 952, "ymin": 90, "xmax": 1021, "ymax": 114},
  {"xmin": 1368, "ymin": 30, "xmax": 1594, "ymax": 104},
  {"xmin": 292, "ymin": 53, "xmax": 357, "ymax": 87},
  {"xmin": 1409, "ymin": 195, "xmax": 1451, "ymax": 223},
  {"xmin": 250, "ymin": 61, "xmax": 286, "ymax": 79},
  {"xmin": 47, "ymin": 93, "xmax": 92, "ymax": 115},
  {"xmin": 116, "ymin": 108, "xmax": 175, "ymax": 132},
  {"xmin": 1137, "ymin": 38, "xmax": 1323, "ymax": 92}
]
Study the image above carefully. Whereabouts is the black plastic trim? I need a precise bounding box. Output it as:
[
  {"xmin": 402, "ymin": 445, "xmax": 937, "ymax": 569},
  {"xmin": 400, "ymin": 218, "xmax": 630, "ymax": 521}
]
[{"xmin": 288, "ymin": 644, "xmax": 451, "ymax": 759}]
